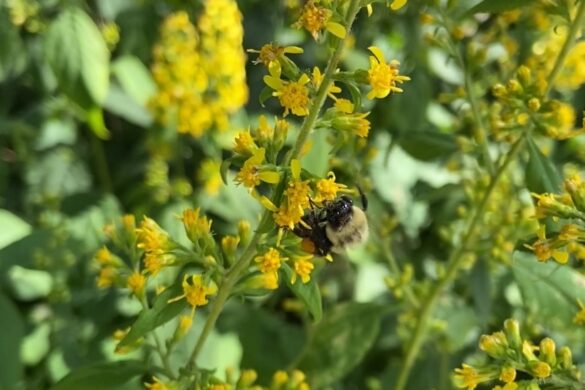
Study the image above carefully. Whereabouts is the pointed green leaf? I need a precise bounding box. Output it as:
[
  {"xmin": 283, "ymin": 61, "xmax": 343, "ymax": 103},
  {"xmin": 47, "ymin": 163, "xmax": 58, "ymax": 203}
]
[
  {"xmin": 117, "ymin": 281, "xmax": 188, "ymax": 348},
  {"xmin": 51, "ymin": 360, "xmax": 145, "ymax": 390},
  {"xmin": 468, "ymin": 0, "xmax": 533, "ymax": 14},
  {"xmin": 283, "ymin": 263, "xmax": 323, "ymax": 322},
  {"xmin": 45, "ymin": 8, "xmax": 110, "ymax": 106},
  {"xmin": 0, "ymin": 293, "xmax": 24, "ymax": 389},
  {"xmin": 525, "ymin": 137, "xmax": 561, "ymax": 193},
  {"xmin": 398, "ymin": 131, "xmax": 458, "ymax": 161}
]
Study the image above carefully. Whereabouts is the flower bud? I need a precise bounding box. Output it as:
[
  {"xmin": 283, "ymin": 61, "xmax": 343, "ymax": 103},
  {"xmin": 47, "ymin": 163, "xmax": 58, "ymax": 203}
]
[
  {"xmin": 504, "ymin": 319, "xmax": 522, "ymax": 349},
  {"xmin": 528, "ymin": 361, "xmax": 551, "ymax": 379},
  {"xmin": 499, "ymin": 366, "xmax": 516, "ymax": 383},
  {"xmin": 238, "ymin": 220, "xmax": 251, "ymax": 245},
  {"xmin": 479, "ymin": 331, "xmax": 508, "ymax": 359},
  {"xmin": 539, "ymin": 337, "xmax": 556, "ymax": 366},
  {"xmin": 238, "ymin": 369, "xmax": 258, "ymax": 387},
  {"xmin": 564, "ymin": 175, "xmax": 585, "ymax": 212},
  {"xmin": 528, "ymin": 97, "xmax": 541, "ymax": 112},
  {"xmin": 492, "ymin": 83, "xmax": 506, "ymax": 98},
  {"xmin": 558, "ymin": 346, "xmax": 573, "ymax": 370},
  {"xmin": 517, "ymin": 65, "xmax": 532, "ymax": 86}
]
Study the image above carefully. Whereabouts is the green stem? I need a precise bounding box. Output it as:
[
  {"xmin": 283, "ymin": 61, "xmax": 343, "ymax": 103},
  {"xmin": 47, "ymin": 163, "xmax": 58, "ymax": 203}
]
[
  {"xmin": 544, "ymin": 0, "xmax": 585, "ymax": 96},
  {"xmin": 394, "ymin": 134, "xmax": 526, "ymax": 390},
  {"xmin": 439, "ymin": 11, "xmax": 495, "ymax": 176},
  {"xmin": 186, "ymin": 0, "xmax": 363, "ymax": 368},
  {"xmin": 394, "ymin": 4, "xmax": 585, "ymax": 387},
  {"xmin": 90, "ymin": 133, "xmax": 112, "ymax": 192},
  {"xmin": 140, "ymin": 297, "xmax": 175, "ymax": 379}
]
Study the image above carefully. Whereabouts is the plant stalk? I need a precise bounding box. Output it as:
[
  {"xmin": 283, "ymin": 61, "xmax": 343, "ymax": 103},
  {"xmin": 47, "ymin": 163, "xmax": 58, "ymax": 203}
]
[{"xmin": 186, "ymin": 0, "xmax": 363, "ymax": 368}]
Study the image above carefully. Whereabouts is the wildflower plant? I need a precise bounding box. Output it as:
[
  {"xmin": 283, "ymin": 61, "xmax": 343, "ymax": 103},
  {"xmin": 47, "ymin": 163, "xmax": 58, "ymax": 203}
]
[{"xmin": 3, "ymin": 0, "xmax": 585, "ymax": 389}]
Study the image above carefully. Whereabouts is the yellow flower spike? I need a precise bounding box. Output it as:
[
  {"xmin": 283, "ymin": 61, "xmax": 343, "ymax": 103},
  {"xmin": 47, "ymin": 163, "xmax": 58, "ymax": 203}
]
[
  {"xmin": 389, "ymin": 0, "xmax": 407, "ymax": 10},
  {"xmin": 326, "ymin": 21, "xmax": 346, "ymax": 39}
]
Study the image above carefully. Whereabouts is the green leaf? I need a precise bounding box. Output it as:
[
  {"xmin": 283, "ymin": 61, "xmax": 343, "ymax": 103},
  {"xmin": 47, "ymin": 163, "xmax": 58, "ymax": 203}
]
[
  {"xmin": 112, "ymin": 56, "xmax": 156, "ymax": 106},
  {"xmin": 468, "ymin": 0, "xmax": 533, "ymax": 14},
  {"xmin": 0, "ymin": 293, "xmax": 24, "ymax": 389},
  {"xmin": 298, "ymin": 302, "xmax": 384, "ymax": 387},
  {"xmin": 282, "ymin": 264, "xmax": 323, "ymax": 322},
  {"xmin": 8, "ymin": 266, "xmax": 53, "ymax": 301},
  {"xmin": 21, "ymin": 323, "xmax": 51, "ymax": 365},
  {"xmin": 259, "ymin": 87, "xmax": 273, "ymax": 107},
  {"xmin": 117, "ymin": 282, "xmax": 188, "ymax": 349},
  {"xmin": 398, "ymin": 131, "xmax": 458, "ymax": 161},
  {"xmin": 51, "ymin": 360, "xmax": 145, "ymax": 390},
  {"xmin": 104, "ymin": 85, "xmax": 153, "ymax": 127},
  {"xmin": 525, "ymin": 137, "xmax": 562, "ymax": 193},
  {"xmin": 45, "ymin": 7, "xmax": 110, "ymax": 106},
  {"xmin": 86, "ymin": 106, "xmax": 110, "ymax": 140},
  {"xmin": 513, "ymin": 253, "xmax": 585, "ymax": 329},
  {"xmin": 0, "ymin": 209, "xmax": 31, "ymax": 250}
]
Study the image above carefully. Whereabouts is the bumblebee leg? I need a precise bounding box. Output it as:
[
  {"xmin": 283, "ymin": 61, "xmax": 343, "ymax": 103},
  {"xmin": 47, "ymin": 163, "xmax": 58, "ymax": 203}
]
[{"xmin": 358, "ymin": 186, "xmax": 368, "ymax": 211}]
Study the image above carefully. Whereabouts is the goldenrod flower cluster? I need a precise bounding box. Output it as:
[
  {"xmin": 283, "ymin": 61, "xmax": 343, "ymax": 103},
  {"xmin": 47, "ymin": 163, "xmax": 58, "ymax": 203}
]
[
  {"xmin": 144, "ymin": 368, "xmax": 310, "ymax": 390},
  {"xmin": 490, "ymin": 66, "xmax": 582, "ymax": 141},
  {"xmin": 149, "ymin": 1, "xmax": 248, "ymax": 138},
  {"xmin": 454, "ymin": 319, "xmax": 581, "ymax": 390},
  {"xmin": 527, "ymin": 175, "xmax": 585, "ymax": 265}
]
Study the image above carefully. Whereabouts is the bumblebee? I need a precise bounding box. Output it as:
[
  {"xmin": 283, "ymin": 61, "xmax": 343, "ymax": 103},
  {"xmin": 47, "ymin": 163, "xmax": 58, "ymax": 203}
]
[{"xmin": 293, "ymin": 190, "xmax": 369, "ymax": 256}]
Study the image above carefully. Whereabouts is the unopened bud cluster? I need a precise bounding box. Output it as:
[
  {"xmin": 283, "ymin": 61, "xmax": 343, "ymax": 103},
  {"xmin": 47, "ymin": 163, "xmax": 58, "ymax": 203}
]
[{"xmin": 454, "ymin": 319, "xmax": 581, "ymax": 390}]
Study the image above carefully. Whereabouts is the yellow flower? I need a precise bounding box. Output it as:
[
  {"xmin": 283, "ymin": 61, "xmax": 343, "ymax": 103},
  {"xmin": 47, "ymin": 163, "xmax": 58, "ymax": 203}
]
[
  {"xmin": 169, "ymin": 275, "xmax": 218, "ymax": 314},
  {"xmin": 526, "ymin": 226, "xmax": 569, "ymax": 264},
  {"xmin": 556, "ymin": 41, "xmax": 585, "ymax": 89},
  {"xmin": 492, "ymin": 383, "xmax": 518, "ymax": 390},
  {"xmin": 314, "ymin": 173, "xmax": 347, "ymax": 203},
  {"xmin": 235, "ymin": 148, "xmax": 280, "ymax": 188},
  {"xmin": 175, "ymin": 315, "xmax": 193, "ymax": 339},
  {"xmin": 136, "ymin": 217, "xmax": 172, "ymax": 255},
  {"xmin": 144, "ymin": 376, "xmax": 170, "ymax": 390},
  {"xmin": 272, "ymin": 371, "xmax": 289, "ymax": 385},
  {"xmin": 248, "ymin": 43, "xmax": 303, "ymax": 67},
  {"xmin": 294, "ymin": 0, "xmax": 346, "ymax": 39},
  {"xmin": 453, "ymin": 364, "xmax": 497, "ymax": 390},
  {"xmin": 198, "ymin": 159, "xmax": 223, "ymax": 195},
  {"xmin": 97, "ymin": 267, "xmax": 117, "ymax": 288},
  {"xmin": 234, "ymin": 130, "xmax": 258, "ymax": 155},
  {"xmin": 95, "ymin": 246, "xmax": 118, "ymax": 267},
  {"xmin": 312, "ymin": 67, "xmax": 342, "ymax": 98},
  {"xmin": 144, "ymin": 253, "xmax": 170, "ymax": 276},
  {"xmin": 367, "ymin": 46, "xmax": 410, "ymax": 99},
  {"xmin": 274, "ymin": 204, "xmax": 304, "ymax": 229},
  {"xmin": 334, "ymin": 98, "xmax": 354, "ymax": 114},
  {"xmin": 255, "ymin": 247, "xmax": 286, "ymax": 273},
  {"xmin": 255, "ymin": 115, "xmax": 274, "ymax": 142},
  {"xmin": 222, "ymin": 235, "xmax": 240, "ymax": 257},
  {"xmin": 127, "ymin": 271, "xmax": 146, "ymax": 297},
  {"xmin": 264, "ymin": 62, "xmax": 311, "ymax": 116},
  {"xmin": 181, "ymin": 208, "xmax": 212, "ymax": 243},
  {"xmin": 332, "ymin": 112, "xmax": 371, "ymax": 137},
  {"xmin": 291, "ymin": 255, "xmax": 315, "ymax": 284}
]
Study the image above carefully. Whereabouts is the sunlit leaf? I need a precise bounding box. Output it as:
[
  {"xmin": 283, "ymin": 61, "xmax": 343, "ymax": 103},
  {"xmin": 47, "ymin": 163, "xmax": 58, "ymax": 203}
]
[{"xmin": 51, "ymin": 360, "xmax": 145, "ymax": 390}]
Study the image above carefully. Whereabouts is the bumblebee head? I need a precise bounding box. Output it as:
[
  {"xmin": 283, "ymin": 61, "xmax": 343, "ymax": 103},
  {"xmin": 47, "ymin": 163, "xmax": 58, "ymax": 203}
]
[{"xmin": 326, "ymin": 196, "xmax": 354, "ymax": 231}]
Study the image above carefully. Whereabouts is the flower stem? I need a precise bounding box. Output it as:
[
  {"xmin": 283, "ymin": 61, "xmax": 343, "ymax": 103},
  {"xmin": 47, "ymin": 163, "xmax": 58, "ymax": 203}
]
[
  {"xmin": 544, "ymin": 0, "xmax": 585, "ymax": 96},
  {"xmin": 186, "ymin": 0, "xmax": 363, "ymax": 369},
  {"xmin": 394, "ymin": 133, "xmax": 526, "ymax": 390},
  {"xmin": 395, "ymin": 4, "xmax": 585, "ymax": 387}
]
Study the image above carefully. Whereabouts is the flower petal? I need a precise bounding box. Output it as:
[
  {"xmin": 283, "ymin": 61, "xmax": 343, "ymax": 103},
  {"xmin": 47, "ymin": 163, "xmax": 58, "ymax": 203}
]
[
  {"xmin": 291, "ymin": 159, "xmax": 301, "ymax": 179},
  {"xmin": 259, "ymin": 171, "xmax": 281, "ymax": 184},
  {"xmin": 368, "ymin": 46, "xmax": 385, "ymax": 64},
  {"xmin": 326, "ymin": 22, "xmax": 347, "ymax": 39},
  {"xmin": 390, "ymin": 0, "xmax": 407, "ymax": 10},
  {"xmin": 366, "ymin": 4, "xmax": 373, "ymax": 16},
  {"xmin": 283, "ymin": 46, "xmax": 304, "ymax": 54},
  {"xmin": 263, "ymin": 75, "xmax": 282, "ymax": 90}
]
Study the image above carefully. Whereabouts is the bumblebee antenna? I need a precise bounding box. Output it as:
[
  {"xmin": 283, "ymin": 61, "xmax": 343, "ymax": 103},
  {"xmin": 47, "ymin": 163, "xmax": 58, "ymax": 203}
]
[{"xmin": 357, "ymin": 186, "xmax": 368, "ymax": 211}]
